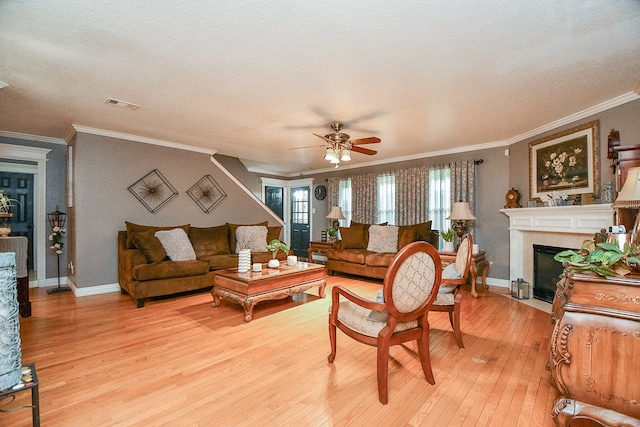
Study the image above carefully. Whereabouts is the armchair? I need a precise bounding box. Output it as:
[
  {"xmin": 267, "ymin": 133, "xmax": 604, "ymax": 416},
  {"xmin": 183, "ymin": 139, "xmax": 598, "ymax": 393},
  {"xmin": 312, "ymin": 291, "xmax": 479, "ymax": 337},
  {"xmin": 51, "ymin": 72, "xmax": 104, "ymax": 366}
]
[
  {"xmin": 432, "ymin": 234, "xmax": 473, "ymax": 348},
  {"xmin": 327, "ymin": 241, "xmax": 442, "ymax": 404}
]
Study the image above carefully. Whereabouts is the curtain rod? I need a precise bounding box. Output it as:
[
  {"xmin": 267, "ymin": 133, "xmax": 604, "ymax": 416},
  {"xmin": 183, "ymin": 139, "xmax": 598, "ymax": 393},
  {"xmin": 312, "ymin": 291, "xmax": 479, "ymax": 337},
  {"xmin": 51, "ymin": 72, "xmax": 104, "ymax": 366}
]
[{"xmin": 474, "ymin": 159, "xmax": 484, "ymax": 165}]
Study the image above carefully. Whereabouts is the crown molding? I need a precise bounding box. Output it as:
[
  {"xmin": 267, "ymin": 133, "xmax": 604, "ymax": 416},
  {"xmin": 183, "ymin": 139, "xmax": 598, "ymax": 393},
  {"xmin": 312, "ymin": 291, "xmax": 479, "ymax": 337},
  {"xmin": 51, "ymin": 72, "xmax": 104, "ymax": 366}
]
[
  {"xmin": 71, "ymin": 125, "xmax": 217, "ymax": 156},
  {"xmin": 0, "ymin": 130, "xmax": 66, "ymax": 145}
]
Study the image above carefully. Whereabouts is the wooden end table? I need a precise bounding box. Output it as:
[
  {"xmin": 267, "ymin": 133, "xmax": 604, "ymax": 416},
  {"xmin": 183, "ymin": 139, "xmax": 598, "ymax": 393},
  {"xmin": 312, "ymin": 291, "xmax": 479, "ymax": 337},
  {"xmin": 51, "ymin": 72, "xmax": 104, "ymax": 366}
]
[
  {"xmin": 307, "ymin": 240, "xmax": 333, "ymax": 264},
  {"xmin": 0, "ymin": 363, "xmax": 40, "ymax": 426},
  {"xmin": 212, "ymin": 262, "xmax": 326, "ymax": 322},
  {"xmin": 439, "ymin": 250, "xmax": 489, "ymax": 297}
]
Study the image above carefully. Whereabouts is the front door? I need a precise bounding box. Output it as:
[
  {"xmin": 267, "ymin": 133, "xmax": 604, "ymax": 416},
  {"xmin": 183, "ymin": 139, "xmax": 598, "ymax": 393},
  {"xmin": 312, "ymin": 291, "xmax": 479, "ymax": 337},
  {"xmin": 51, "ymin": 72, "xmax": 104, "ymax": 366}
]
[
  {"xmin": 264, "ymin": 186, "xmax": 284, "ymax": 219},
  {"xmin": 290, "ymin": 186, "xmax": 310, "ymax": 258},
  {"xmin": 0, "ymin": 172, "xmax": 34, "ymax": 271}
]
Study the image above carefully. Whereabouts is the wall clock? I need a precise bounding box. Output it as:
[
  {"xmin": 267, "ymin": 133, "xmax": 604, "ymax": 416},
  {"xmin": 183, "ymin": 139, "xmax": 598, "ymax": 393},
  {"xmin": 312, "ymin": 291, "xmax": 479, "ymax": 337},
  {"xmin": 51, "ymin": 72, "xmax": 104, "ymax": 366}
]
[
  {"xmin": 314, "ymin": 185, "xmax": 326, "ymax": 200},
  {"xmin": 504, "ymin": 188, "xmax": 521, "ymax": 208}
]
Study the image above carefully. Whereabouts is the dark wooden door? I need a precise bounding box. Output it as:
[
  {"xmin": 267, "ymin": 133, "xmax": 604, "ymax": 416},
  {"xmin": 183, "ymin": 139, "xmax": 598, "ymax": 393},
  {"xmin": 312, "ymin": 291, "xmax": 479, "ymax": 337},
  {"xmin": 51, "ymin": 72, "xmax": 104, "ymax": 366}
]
[
  {"xmin": 265, "ymin": 186, "xmax": 284, "ymax": 219},
  {"xmin": 0, "ymin": 172, "xmax": 34, "ymax": 270},
  {"xmin": 290, "ymin": 186, "xmax": 310, "ymax": 258}
]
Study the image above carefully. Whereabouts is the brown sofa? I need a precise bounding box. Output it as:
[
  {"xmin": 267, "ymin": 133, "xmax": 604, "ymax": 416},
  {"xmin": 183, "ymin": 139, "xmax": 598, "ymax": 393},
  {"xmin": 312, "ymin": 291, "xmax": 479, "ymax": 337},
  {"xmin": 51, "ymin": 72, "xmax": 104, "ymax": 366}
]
[
  {"xmin": 117, "ymin": 221, "xmax": 287, "ymax": 307},
  {"xmin": 325, "ymin": 221, "xmax": 439, "ymax": 280}
]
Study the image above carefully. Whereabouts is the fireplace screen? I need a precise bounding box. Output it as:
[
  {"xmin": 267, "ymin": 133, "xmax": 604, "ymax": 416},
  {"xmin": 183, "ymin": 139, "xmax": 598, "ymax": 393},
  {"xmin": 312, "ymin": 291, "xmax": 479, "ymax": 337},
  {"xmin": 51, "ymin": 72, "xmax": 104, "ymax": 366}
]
[{"xmin": 533, "ymin": 244, "xmax": 570, "ymax": 303}]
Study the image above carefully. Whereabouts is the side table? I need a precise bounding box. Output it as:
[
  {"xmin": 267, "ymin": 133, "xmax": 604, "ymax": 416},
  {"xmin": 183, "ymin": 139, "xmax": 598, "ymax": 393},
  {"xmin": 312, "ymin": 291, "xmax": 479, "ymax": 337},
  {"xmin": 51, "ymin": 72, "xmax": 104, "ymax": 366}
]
[
  {"xmin": 0, "ymin": 363, "xmax": 40, "ymax": 426},
  {"xmin": 307, "ymin": 240, "xmax": 334, "ymax": 264},
  {"xmin": 439, "ymin": 250, "xmax": 489, "ymax": 297}
]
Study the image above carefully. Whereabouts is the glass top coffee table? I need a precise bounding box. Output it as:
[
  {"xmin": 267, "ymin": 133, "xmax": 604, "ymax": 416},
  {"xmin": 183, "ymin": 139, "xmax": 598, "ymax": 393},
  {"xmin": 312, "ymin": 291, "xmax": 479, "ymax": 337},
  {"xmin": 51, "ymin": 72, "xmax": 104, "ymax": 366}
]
[{"xmin": 212, "ymin": 261, "xmax": 326, "ymax": 322}]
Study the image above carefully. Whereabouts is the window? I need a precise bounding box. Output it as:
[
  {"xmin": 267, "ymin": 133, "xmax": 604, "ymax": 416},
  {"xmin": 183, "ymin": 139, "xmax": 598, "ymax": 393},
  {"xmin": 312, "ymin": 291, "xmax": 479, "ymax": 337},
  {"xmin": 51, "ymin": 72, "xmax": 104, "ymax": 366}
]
[
  {"xmin": 428, "ymin": 165, "xmax": 451, "ymax": 234},
  {"xmin": 338, "ymin": 178, "xmax": 351, "ymax": 226},
  {"xmin": 377, "ymin": 173, "xmax": 395, "ymax": 224}
]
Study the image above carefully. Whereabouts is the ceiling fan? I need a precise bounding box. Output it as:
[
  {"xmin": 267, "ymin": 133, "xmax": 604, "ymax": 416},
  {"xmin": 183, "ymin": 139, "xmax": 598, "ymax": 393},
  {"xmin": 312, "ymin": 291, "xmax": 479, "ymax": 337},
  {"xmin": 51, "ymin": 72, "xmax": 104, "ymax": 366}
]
[{"xmin": 309, "ymin": 122, "xmax": 381, "ymax": 168}]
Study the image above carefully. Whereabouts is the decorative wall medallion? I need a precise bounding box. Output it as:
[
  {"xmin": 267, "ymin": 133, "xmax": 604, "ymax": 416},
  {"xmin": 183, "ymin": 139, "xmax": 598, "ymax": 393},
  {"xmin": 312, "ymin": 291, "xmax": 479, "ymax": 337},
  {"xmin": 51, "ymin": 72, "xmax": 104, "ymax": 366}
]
[
  {"xmin": 187, "ymin": 174, "xmax": 227, "ymax": 213},
  {"xmin": 128, "ymin": 169, "xmax": 178, "ymax": 213}
]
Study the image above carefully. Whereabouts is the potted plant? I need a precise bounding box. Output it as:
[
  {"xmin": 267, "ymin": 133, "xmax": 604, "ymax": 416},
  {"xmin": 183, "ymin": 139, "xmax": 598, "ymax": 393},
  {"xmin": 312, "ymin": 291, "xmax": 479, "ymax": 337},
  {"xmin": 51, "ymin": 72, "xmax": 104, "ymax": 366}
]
[
  {"xmin": 0, "ymin": 189, "xmax": 18, "ymax": 237},
  {"xmin": 266, "ymin": 239, "xmax": 289, "ymax": 268},
  {"xmin": 441, "ymin": 229, "xmax": 456, "ymax": 252},
  {"xmin": 554, "ymin": 240, "xmax": 640, "ymax": 277},
  {"xmin": 327, "ymin": 226, "xmax": 339, "ymax": 243}
]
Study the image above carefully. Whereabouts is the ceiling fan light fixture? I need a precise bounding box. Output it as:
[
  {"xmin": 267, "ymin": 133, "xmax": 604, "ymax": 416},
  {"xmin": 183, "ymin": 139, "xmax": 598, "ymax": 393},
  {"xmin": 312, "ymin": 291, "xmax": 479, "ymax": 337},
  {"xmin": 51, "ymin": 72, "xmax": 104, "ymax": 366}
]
[
  {"xmin": 324, "ymin": 147, "xmax": 335, "ymax": 161},
  {"xmin": 340, "ymin": 149, "xmax": 351, "ymax": 161},
  {"xmin": 330, "ymin": 156, "xmax": 340, "ymax": 164}
]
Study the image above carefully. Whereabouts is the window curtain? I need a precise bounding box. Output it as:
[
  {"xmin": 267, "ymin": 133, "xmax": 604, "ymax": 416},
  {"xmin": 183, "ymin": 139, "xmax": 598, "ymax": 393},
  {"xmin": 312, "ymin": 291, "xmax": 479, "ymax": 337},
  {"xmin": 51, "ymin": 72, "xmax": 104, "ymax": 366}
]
[
  {"xmin": 351, "ymin": 173, "xmax": 377, "ymax": 224},
  {"xmin": 395, "ymin": 166, "xmax": 430, "ymax": 226},
  {"xmin": 327, "ymin": 177, "xmax": 349, "ymax": 227},
  {"xmin": 450, "ymin": 160, "xmax": 477, "ymax": 234}
]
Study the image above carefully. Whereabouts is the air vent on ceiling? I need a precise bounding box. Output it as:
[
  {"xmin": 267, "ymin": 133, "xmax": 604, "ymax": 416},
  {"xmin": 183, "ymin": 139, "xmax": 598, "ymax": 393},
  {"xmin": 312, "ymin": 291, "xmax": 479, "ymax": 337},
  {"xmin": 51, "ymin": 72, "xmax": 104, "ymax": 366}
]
[{"xmin": 105, "ymin": 97, "xmax": 139, "ymax": 110}]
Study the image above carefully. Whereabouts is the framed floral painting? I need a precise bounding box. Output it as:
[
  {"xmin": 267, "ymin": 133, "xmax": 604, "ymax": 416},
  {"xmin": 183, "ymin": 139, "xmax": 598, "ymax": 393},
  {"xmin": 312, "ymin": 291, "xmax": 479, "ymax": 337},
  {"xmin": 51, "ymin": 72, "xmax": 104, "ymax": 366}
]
[{"xmin": 529, "ymin": 120, "xmax": 599, "ymax": 200}]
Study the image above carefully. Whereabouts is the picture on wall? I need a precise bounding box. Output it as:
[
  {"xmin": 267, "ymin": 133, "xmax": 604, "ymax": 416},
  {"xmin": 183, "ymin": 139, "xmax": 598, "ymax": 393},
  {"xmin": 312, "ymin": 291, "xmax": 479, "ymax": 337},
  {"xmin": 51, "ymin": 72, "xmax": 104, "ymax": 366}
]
[
  {"xmin": 187, "ymin": 174, "xmax": 227, "ymax": 213},
  {"xmin": 128, "ymin": 169, "xmax": 178, "ymax": 213},
  {"xmin": 529, "ymin": 120, "xmax": 599, "ymax": 200}
]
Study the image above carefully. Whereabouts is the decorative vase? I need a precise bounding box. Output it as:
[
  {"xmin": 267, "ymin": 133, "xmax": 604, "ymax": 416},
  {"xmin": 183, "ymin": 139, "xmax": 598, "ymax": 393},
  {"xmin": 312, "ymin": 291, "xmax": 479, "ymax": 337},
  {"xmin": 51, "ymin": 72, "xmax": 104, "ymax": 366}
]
[
  {"xmin": 0, "ymin": 226, "xmax": 11, "ymax": 237},
  {"xmin": 443, "ymin": 241, "xmax": 455, "ymax": 252},
  {"xmin": 268, "ymin": 259, "xmax": 280, "ymax": 268}
]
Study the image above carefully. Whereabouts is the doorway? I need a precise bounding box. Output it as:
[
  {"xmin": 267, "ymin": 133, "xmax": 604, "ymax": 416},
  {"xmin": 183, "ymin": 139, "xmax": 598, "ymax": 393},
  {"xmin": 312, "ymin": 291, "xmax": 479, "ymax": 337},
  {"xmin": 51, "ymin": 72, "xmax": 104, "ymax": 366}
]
[
  {"xmin": 0, "ymin": 172, "xmax": 35, "ymax": 271},
  {"xmin": 290, "ymin": 186, "xmax": 310, "ymax": 258}
]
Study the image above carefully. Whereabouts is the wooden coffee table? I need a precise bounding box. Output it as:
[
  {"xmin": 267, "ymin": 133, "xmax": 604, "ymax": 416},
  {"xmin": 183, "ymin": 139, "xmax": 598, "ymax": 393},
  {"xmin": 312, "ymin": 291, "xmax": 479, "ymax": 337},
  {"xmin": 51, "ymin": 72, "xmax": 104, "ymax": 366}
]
[{"xmin": 212, "ymin": 262, "xmax": 326, "ymax": 322}]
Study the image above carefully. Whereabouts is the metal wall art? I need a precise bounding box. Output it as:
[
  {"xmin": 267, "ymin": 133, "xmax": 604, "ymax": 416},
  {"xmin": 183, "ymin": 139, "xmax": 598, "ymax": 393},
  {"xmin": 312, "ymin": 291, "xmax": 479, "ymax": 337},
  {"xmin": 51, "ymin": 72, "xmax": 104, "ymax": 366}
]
[
  {"xmin": 128, "ymin": 169, "xmax": 178, "ymax": 213},
  {"xmin": 187, "ymin": 174, "xmax": 227, "ymax": 213}
]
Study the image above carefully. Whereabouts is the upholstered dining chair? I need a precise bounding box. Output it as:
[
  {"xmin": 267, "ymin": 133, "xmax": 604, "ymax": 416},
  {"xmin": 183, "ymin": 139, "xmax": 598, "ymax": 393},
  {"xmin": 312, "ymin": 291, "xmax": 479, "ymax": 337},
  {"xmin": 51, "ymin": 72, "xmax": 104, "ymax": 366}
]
[
  {"xmin": 431, "ymin": 234, "xmax": 473, "ymax": 349},
  {"xmin": 327, "ymin": 241, "xmax": 442, "ymax": 404}
]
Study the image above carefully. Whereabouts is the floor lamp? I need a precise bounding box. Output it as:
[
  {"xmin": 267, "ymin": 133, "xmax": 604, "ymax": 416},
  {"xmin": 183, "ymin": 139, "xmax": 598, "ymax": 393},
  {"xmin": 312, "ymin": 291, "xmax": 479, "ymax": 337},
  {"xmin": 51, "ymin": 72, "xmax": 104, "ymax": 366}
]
[{"xmin": 47, "ymin": 205, "xmax": 71, "ymax": 294}]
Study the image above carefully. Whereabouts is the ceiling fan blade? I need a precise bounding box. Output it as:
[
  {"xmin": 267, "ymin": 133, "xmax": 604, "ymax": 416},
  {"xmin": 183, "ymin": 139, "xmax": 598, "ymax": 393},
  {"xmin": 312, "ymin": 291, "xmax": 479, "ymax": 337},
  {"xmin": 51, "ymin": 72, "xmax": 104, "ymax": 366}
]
[
  {"xmin": 289, "ymin": 144, "xmax": 325, "ymax": 150},
  {"xmin": 350, "ymin": 137, "xmax": 381, "ymax": 145},
  {"xmin": 313, "ymin": 133, "xmax": 335, "ymax": 144},
  {"xmin": 351, "ymin": 146, "xmax": 377, "ymax": 156}
]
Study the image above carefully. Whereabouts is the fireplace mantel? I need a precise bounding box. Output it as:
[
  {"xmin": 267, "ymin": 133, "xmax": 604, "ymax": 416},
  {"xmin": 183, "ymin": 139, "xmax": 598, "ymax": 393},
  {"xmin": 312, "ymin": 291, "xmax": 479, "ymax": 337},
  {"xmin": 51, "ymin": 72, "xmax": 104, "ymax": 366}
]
[{"xmin": 500, "ymin": 204, "xmax": 614, "ymax": 282}]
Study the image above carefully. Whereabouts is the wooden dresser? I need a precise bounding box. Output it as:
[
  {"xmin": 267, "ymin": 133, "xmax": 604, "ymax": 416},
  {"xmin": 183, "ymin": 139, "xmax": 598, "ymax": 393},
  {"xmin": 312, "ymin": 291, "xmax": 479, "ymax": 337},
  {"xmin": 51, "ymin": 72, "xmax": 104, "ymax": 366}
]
[{"xmin": 550, "ymin": 270, "xmax": 640, "ymax": 426}]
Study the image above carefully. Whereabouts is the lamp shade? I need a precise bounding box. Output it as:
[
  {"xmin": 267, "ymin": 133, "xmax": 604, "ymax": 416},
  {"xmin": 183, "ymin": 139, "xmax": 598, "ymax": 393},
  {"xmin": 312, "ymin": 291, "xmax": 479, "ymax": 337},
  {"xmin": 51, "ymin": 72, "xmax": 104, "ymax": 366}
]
[
  {"xmin": 614, "ymin": 167, "xmax": 640, "ymax": 208},
  {"xmin": 326, "ymin": 206, "xmax": 345, "ymax": 220},
  {"xmin": 446, "ymin": 201, "xmax": 476, "ymax": 221}
]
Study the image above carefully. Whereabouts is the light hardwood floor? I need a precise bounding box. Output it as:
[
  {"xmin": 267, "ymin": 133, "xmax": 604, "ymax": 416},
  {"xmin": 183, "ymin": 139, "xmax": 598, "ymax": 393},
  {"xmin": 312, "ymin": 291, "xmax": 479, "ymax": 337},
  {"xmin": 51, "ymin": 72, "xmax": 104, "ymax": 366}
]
[{"xmin": 3, "ymin": 275, "xmax": 560, "ymax": 426}]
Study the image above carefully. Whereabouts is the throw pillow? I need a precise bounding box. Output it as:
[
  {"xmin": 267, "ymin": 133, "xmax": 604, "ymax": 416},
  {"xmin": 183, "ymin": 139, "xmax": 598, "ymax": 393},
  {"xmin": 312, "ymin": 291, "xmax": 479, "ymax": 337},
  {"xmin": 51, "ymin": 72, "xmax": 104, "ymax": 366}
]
[
  {"xmin": 413, "ymin": 221, "xmax": 433, "ymax": 243},
  {"xmin": 125, "ymin": 221, "xmax": 190, "ymax": 249},
  {"xmin": 397, "ymin": 226, "xmax": 419, "ymax": 249},
  {"xmin": 367, "ymin": 225, "xmax": 399, "ymax": 253},
  {"xmin": 154, "ymin": 228, "xmax": 197, "ymax": 261},
  {"xmin": 227, "ymin": 221, "xmax": 268, "ymax": 254},
  {"xmin": 235, "ymin": 225, "xmax": 268, "ymax": 253},
  {"xmin": 189, "ymin": 224, "xmax": 230, "ymax": 258},
  {"xmin": 442, "ymin": 263, "xmax": 461, "ymax": 279},
  {"xmin": 339, "ymin": 226, "xmax": 367, "ymax": 249},
  {"xmin": 130, "ymin": 228, "xmax": 167, "ymax": 263},
  {"xmin": 266, "ymin": 226, "xmax": 283, "ymax": 243}
]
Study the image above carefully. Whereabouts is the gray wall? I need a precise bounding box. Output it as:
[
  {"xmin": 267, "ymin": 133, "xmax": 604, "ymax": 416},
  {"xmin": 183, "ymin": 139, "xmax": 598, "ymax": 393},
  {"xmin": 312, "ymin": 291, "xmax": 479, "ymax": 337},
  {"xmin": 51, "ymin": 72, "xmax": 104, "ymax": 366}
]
[{"xmin": 69, "ymin": 132, "xmax": 281, "ymax": 288}]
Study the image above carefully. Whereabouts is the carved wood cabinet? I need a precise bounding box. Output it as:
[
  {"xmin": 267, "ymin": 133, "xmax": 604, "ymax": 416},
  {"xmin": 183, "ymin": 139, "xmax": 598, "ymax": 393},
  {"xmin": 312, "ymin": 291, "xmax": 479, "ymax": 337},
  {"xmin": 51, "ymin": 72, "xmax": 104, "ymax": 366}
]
[{"xmin": 550, "ymin": 270, "xmax": 640, "ymax": 427}]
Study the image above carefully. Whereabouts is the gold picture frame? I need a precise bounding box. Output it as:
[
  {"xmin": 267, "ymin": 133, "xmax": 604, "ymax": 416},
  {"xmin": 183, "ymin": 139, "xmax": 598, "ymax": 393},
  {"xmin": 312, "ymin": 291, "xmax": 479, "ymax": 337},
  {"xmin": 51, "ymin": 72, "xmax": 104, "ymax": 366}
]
[{"xmin": 529, "ymin": 120, "xmax": 599, "ymax": 200}]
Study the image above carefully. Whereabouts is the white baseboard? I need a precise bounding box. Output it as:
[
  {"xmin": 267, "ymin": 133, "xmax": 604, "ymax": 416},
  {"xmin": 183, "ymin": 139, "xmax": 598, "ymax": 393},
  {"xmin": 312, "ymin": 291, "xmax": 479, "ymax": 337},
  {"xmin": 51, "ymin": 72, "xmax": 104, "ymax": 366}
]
[
  {"xmin": 484, "ymin": 277, "xmax": 509, "ymax": 288},
  {"xmin": 36, "ymin": 276, "xmax": 120, "ymax": 297}
]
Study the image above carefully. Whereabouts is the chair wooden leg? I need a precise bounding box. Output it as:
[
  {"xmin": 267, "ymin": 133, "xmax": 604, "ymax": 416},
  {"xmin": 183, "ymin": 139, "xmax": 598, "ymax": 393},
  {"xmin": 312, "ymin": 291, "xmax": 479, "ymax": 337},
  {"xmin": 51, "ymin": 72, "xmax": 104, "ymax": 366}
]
[
  {"xmin": 377, "ymin": 337, "xmax": 391, "ymax": 404},
  {"xmin": 417, "ymin": 326, "xmax": 435, "ymax": 385},
  {"xmin": 452, "ymin": 302, "xmax": 464, "ymax": 349},
  {"xmin": 328, "ymin": 319, "xmax": 337, "ymax": 363}
]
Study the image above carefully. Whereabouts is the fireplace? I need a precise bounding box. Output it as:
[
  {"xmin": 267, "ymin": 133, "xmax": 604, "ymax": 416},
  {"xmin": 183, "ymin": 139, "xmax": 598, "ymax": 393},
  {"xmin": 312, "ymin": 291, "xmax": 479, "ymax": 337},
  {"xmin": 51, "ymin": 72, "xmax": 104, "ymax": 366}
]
[
  {"xmin": 533, "ymin": 244, "xmax": 570, "ymax": 303},
  {"xmin": 501, "ymin": 205, "xmax": 613, "ymax": 298}
]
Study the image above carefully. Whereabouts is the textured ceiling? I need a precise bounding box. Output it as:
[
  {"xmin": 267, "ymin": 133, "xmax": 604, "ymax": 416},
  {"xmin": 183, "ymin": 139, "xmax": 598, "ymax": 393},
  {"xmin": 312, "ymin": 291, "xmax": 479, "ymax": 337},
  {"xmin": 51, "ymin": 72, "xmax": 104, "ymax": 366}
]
[{"xmin": 1, "ymin": 1, "xmax": 639, "ymax": 176}]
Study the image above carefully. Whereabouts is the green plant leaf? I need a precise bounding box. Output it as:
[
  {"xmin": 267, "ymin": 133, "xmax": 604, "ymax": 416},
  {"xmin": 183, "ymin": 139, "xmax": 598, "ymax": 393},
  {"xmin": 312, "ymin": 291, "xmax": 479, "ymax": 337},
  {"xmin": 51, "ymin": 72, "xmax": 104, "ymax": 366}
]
[{"xmin": 596, "ymin": 242, "xmax": 623, "ymax": 253}]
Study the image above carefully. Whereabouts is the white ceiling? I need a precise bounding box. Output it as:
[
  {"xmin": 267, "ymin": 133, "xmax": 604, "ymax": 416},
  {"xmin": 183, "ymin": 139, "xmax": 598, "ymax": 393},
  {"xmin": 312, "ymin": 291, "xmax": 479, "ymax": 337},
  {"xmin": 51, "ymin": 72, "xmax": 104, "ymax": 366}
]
[{"xmin": 1, "ymin": 1, "xmax": 639, "ymax": 176}]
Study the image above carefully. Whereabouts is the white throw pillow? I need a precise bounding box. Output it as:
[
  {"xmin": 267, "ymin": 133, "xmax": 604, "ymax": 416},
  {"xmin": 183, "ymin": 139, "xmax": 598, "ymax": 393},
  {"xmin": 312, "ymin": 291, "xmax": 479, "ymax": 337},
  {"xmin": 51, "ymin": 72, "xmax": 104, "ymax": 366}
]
[
  {"xmin": 367, "ymin": 225, "xmax": 399, "ymax": 253},
  {"xmin": 154, "ymin": 228, "xmax": 196, "ymax": 261},
  {"xmin": 442, "ymin": 263, "xmax": 461, "ymax": 279},
  {"xmin": 235, "ymin": 225, "xmax": 268, "ymax": 253}
]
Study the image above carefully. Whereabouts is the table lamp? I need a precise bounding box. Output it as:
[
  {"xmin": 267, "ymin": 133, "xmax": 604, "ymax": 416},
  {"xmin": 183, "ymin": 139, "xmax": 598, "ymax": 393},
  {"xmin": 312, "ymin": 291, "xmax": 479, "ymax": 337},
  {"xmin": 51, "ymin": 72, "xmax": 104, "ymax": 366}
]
[
  {"xmin": 326, "ymin": 206, "xmax": 345, "ymax": 229},
  {"xmin": 447, "ymin": 201, "xmax": 476, "ymax": 239},
  {"xmin": 613, "ymin": 166, "xmax": 640, "ymax": 246}
]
